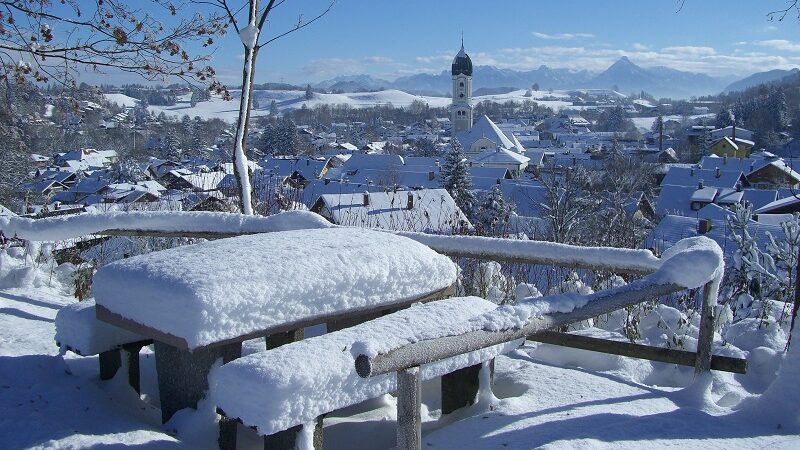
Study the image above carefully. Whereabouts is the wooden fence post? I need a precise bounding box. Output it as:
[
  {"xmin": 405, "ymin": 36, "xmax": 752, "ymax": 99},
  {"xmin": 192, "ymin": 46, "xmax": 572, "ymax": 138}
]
[
  {"xmin": 397, "ymin": 367, "xmax": 422, "ymax": 450},
  {"xmin": 695, "ymin": 278, "xmax": 719, "ymax": 374}
]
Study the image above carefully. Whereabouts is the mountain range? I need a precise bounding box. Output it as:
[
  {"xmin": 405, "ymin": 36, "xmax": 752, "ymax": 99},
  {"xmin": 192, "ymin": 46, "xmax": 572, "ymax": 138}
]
[
  {"xmin": 722, "ymin": 68, "xmax": 800, "ymax": 93},
  {"xmin": 313, "ymin": 57, "xmax": 797, "ymax": 100}
]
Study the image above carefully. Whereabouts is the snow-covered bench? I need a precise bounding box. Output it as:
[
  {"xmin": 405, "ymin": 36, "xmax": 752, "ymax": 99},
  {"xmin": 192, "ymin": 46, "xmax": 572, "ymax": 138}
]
[
  {"xmin": 91, "ymin": 227, "xmax": 458, "ymax": 424},
  {"xmin": 55, "ymin": 299, "xmax": 151, "ymax": 392},
  {"xmin": 208, "ymin": 296, "xmax": 520, "ymax": 450}
]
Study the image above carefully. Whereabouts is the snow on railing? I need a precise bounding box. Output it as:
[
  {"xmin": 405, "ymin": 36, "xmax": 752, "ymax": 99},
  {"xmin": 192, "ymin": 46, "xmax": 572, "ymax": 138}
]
[
  {"xmin": 0, "ymin": 210, "xmax": 332, "ymax": 241},
  {"xmin": 396, "ymin": 231, "xmax": 662, "ymax": 275}
]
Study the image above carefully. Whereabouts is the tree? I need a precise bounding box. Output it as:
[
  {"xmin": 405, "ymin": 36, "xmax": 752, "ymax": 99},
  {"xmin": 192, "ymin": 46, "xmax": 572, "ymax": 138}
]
[
  {"xmin": 111, "ymin": 158, "xmax": 148, "ymax": 183},
  {"xmin": 0, "ymin": 2, "xmax": 227, "ymax": 92},
  {"xmin": 596, "ymin": 106, "xmax": 634, "ymax": 133},
  {"xmin": 715, "ymin": 108, "xmax": 736, "ymax": 129},
  {"xmin": 199, "ymin": 0, "xmax": 335, "ymax": 215},
  {"xmin": 305, "ymin": 84, "xmax": 314, "ymax": 100},
  {"xmin": 269, "ymin": 100, "xmax": 279, "ymax": 117},
  {"xmin": 475, "ymin": 184, "xmax": 512, "ymax": 236},
  {"xmin": 532, "ymin": 83, "xmax": 540, "ymax": 91},
  {"xmin": 440, "ymin": 139, "xmax": 475, "ymax": 219},
  {"xmin": 537, "ymin": 164, "xmax": 594, "ymax": 244},
  {"xmin": 163, "ymin": 129, "xmax": 183, "ymax": 162}
]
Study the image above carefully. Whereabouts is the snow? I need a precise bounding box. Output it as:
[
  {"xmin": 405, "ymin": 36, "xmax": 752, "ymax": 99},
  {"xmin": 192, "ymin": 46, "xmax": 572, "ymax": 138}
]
[
  {"xmin": 397, "ymin": 231, "xmax": 663, "ymax": 274},
  {"xmin": 145, "ymin": 88, "xmax": 579, "ymax": 123},
  {"xmin": 93, "ymin": 227, "xmax": 458, "ymax": 349},
  {"xmin": 631, "ymin": 113, "xmax": 715, "ymax": 131},
  {"xmin": 103, "ymin": 93, "xmax": 139, "ymax": 108},
  {"xmin": 238, "ymin": 25, "xmax": 259, "ymax": 49},
  {"xmin": 209, "ymin": 296, "xmax": 521, "ymax": 436},
  {"xmin": 655, "ymin": 236, "xmax": 724, "ymax": 288},
  {"xmin": 55, "ymin": 299, "xmax": 146, "ymax": 356},
  {"xmin": 0, "ymin": 209, "xmax": 332, "ymax": 241},
  {"xmin": 475, "ymin": 292, "xmax": 589, "ymax": 332},
  {"xmin": 0, "ymin": 238, "xmax": 797, "ymax": 448}
]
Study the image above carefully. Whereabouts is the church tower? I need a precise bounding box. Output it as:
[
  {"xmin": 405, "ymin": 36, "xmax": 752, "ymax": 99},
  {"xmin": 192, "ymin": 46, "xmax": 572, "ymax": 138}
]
[{"xmin": 450, "ymin": 38, "xmax": 473, "ymax": 135}]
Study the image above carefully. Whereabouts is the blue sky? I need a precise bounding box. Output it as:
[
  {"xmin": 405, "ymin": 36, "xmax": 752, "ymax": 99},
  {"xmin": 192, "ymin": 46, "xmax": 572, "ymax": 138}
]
[{"xmin": 81, "ymin": 0, "xmax": 800, "ymax": 85}]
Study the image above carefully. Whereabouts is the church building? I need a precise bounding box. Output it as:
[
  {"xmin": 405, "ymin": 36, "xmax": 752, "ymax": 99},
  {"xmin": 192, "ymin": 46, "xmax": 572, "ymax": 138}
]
[{"xmin": 450, "ymin": 39, "xmax": 474, "ymax": 135}]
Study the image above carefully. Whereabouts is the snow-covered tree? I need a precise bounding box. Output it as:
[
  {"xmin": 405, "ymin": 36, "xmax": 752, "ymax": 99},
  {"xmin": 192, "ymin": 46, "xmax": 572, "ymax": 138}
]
[
  {"xmin": 202, "ymin": 0, "xmax": 334, "ymax": 214},
  {"xmin": 111, "ymin": 158, "xmax": 148, "ymax": 183},
  {"xmin": 715, "ymin": 108, "xmax": 736, "ymax": 129},
  {"xmin": 475, "ymin": 184, "xmax": 512, "ymax": 236},
  {"xmin": 305, "ymin": 84, "xmax": 314, "ymax": 100},
  {"xmin": 440, "ymin": 139, "xmax": 476, "ymax": 218},
  {"xmin": 162, "ymin": 129, "xmax": 183, "ymax": 162}
]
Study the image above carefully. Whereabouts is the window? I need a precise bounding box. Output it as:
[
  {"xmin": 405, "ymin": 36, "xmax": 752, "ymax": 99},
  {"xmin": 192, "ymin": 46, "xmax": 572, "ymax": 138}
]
[
  {"xmin": 459, "ymin": 93, "xmax": 464, "ymax": 98},
  {"xmin": 459, "ymin": 81, "xmax": 464, "ymax": 87}
]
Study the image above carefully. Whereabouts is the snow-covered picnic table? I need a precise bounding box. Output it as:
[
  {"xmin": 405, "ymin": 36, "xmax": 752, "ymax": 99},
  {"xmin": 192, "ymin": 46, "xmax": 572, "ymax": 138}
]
[{"xmin": 91, "ymin": 227, "xmax": 458, "ymax": 423}]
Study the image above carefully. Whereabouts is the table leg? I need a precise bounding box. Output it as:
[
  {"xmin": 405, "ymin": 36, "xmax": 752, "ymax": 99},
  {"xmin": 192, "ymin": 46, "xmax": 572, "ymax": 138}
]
[{"xmin": 154, "ymin": 341, "xmax": 242, "ymax": 424}]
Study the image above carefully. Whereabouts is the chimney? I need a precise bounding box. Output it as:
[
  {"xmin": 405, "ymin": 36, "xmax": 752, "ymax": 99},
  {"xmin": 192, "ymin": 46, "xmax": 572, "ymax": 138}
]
[
  {"xmin": 698, "ymin": 179, "xmax": 704, "ymax": 189},
  {"xmin": 732, "ymin": 124, "xmax": 736, "ymax": 143},
  {"xmin": 698, "ymin": 218, "xmax": 712, "ymax": 235},
  {"xmin": 715, "ymin": 167, "xmax": 721, "ymax": 178},
  {"xmin": 736, "ymin": 181, "xmax": 742, "ymax": 192},
  {"xmin": 363, "ymin": 192, "xmax": 370, "ymax": 207},
  {"xmin": 406, "ymin": 192, "xmax": 414, "ymax": 210},
  {"xmin": 428, "ymin": 171, "xmax": 435, "ymax": 181}
]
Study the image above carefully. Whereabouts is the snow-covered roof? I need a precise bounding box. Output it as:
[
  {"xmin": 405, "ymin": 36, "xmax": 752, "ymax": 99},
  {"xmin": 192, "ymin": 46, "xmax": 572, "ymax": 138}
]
[
  {"xmin": 456, "ymin": 115, "xmax": 517, "ymax": 152},
  {"xmin": 471, "ymin": 147, "xmax": 530, "ymax": 166},
  {"xmin": 741, "ymin": 189, "xmax": 778, "ymax": 210},
  {"xmin": 643, "ymin": 214, "xmax": 785, "ymax": 262},
  {"xmin": 0, "ymin": 204, "xmax": 16, "ymax": 217},
  {"xmin": 715, "ymin": 188, "xmax": 744, "ymax": 205},
  {"xmin": 655, "ymin": 185, "xmax": 698, "ymax": 217},
  {"xmin": 339, "ymin": 154, "xmax": 405, "ymax": 175},
  {"xmin": 690, "ymin": 187, "xmax": 718, "ymax": 203},
  {"xmin": 314, "ymin": 188, "xmax": 469, "ymax": 233},
  {"xmin": 92, "ymin": 227, "xmax": 458, "ymax": 349},
  {"xmin": 755, "ymin": 195, "xmax": 800, "ymax": 214},
  {"xmin": 660, "ymin": 167, "xmax": 743, "ymax": 189}
]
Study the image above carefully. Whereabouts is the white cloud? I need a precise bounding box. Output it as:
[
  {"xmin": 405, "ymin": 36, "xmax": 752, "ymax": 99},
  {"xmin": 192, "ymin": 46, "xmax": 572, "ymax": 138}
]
[
  {"xmin": 632, "ymin": 43, "xmax": 649, "ymax": 51},
  {"xmin": 754, "ymin": 39, "xmax": 800, "ymax": 52},
  {"xmin": 661, "ymin": 46, "xmax": 716, "ymax": 57},
  {"xmin": 531, "ymin": 31, "xmax": 594, "ymax": 40},
  {"xmin": 362, "ymin": 56, "xmax": 393, "ymax": 64}
]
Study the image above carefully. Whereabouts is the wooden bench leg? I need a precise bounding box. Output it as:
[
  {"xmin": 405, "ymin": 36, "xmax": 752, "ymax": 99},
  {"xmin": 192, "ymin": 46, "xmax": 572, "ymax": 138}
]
[
  {"xmin": 218, "ymin": 415, "xmax": 238, "ymax": 450},
  {"xmin": 266, "ymin": 329, "xmax": 304, "ymax": 350},
  {"xmin": 154, "ymin": 341, "xmax": 242, "ymax": 424},
  {"xmin": 121, "ymin": 341, "xmax": 148, "ymax": 394},
  {"xmin": 441, "ymin": 360, "xmax": 494, "ymax": 414},
  {"xmin": 99, "ymin": 349, "xmax": 121, "ymax": 381},
  {"xmin": 264, "ymin": 417, "xmax": 323, "ymax": 450},
  {"xmin": 397, "ymin": 367, "xmax": 422, "ymax": 450}
]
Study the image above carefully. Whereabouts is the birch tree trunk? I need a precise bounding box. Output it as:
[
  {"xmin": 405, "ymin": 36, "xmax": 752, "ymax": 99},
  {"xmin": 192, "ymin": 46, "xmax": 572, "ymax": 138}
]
[{"xmin": 232, "ymin": 0, "xmax": 261, "ymax": 215}]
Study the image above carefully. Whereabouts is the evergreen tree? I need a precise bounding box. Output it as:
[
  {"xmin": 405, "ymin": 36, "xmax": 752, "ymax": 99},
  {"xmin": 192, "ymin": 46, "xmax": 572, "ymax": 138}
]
[
  {"xmin": 269, "ymin": 100, "xmax": 279, "ymax": 117},
  {"xmin": 112, "ymin": 158, "xmax": 148, "ymax": 183},
  {"xmin": 163, "ymin": 128, "xmax": 183, "ymax": 161},
  {"xmin": 440, "ymin": 139, "xmax": 475, "ymax": 218},
  {"xmin": 650, "ymin": 115, "xmax": 663, "ymax": 135},
  {"xmin": 305, "ymin": 84, "xmax": 314, "ymax": 100},
  {"xmin": 475, "ymin": 184, "xmax": 512, "ymax": 236},
  {"xmin": 715, "ymin": 108, "xmax": 736, "ymax": 129},
  {"xmin": 181, "ymin": 115, "xmax": 193, "ymax": 150},
  {"xmin": 191, "ymin": 117, "xmax": 206, "ymax": 153},
  {"xmin": 768, "ymin": 87, "xmax": 789, "ymax": 131}
]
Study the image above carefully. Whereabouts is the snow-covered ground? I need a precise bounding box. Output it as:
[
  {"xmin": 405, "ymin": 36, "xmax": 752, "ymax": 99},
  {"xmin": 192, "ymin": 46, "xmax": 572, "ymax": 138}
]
[
  {"xmin": 104, "ymin": 89, "xmax": 581, "ymax": 122},
  {"xmin": 1, "ymin": 243, "xmax": 798, "ymax": 449}
]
